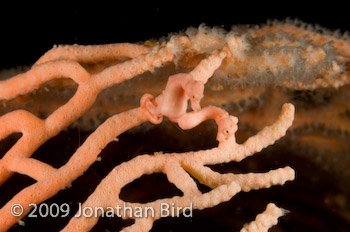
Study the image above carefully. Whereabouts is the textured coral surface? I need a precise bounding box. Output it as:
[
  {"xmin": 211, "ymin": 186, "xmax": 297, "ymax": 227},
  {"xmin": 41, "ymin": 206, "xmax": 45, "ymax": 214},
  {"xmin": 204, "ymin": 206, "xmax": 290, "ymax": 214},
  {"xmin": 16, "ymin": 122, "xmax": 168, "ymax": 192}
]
[{"xmin": 0, "ymin": 20, "xmax": 350, "ymax": 231}]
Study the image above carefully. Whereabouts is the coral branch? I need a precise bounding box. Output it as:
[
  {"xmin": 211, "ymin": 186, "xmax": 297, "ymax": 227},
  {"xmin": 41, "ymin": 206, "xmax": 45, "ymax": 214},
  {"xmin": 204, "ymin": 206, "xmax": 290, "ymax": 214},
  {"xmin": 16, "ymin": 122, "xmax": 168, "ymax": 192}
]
[
  {"xmin": 183, "ymin": 165, "xmax": 295, "ymax": 192},
  {"xmin": 190, "ymin": 49, "xmax": 229, "ymax": 84},
  {"xmin": 240, "ymin": 203, "xmax": 285, "ymax": 232},
  {"xmin": 0, "ymin": 61, "xmax": 90, "ymax": 100},
  {"xmin": 235, "ymin": 103, "xmax": 295, "ymax": 162},
  {"xmin": 35, "ymin": 43, "xmax": 150, "ymax": 65},
  {"xmin": 164, "ymin": 163, "xmax": 201, "ymax": 196}
]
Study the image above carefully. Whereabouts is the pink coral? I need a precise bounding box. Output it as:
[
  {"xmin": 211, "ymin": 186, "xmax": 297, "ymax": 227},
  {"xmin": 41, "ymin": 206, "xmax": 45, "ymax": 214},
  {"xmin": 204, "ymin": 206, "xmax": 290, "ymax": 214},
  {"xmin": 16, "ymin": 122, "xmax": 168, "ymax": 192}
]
[{"xmin": 0, "ymin": 26, "xmax": 298, "ymax": 232}]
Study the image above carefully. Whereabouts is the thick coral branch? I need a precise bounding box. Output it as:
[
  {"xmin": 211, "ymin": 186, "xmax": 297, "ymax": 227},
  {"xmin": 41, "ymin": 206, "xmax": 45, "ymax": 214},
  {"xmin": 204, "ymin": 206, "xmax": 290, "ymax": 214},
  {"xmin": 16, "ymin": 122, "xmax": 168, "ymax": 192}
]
[
  {"xmin": 0, "ymin": 61, "xmax": 89, "ymax": 100},
  {"xmin": 35, "ymin": 43, "xmax": 150, "ymax": 65},
  {"xmin": 164, "ymin": 163, "xmax": 201, "ymax": 196},
  {"xmin": 7, "ymin": 158, "xmax": 56, "ymax": 181},
  {"xmin": 183, "ymin": 164, "xmax": 295, "ymax": 192},
  {"xmin": 240, "ymin": 203, "xmax": 285, "ymax": 232},
  {"xmin": 233, "ymin": 103, "xmax": 295, "ymax": 162},
  {"xmin": 190, "ymin": 49, "xmax": 229, "ymax": 84}
]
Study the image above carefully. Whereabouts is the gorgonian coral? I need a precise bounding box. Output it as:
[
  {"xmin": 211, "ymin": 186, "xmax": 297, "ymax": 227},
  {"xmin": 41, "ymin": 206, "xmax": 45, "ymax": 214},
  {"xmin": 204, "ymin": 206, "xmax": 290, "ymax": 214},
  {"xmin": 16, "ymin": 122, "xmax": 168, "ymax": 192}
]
[{"xmin": 0, "ymin": 20, "xmax": 349, "ymax": 231}]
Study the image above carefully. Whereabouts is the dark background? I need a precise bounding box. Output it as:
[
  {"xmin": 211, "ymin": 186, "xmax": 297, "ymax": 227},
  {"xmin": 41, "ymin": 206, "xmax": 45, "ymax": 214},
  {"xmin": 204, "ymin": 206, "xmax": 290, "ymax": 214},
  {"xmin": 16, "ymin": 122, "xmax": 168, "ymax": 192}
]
[{"xmin": 0, "ymin": 2, "xmax": 349, "ymax": 70}]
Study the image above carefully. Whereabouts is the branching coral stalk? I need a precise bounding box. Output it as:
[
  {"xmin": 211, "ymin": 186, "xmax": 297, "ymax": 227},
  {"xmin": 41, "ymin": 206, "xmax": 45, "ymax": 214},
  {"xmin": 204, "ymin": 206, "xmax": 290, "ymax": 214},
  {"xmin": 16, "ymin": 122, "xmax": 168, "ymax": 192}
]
[
  {"xmin": 61, "ymin": 104, "xmax": 294, "ymax": 232},
  {"xmin": 240, "ymin": 203, "xmax": 285, "ymax": 232},
  {"xmin": 0, "ymin": 36, "xmax": 190, "ymax": 230},
  {"xmin": 0, "ymin": 25, "xmax": 298, "ymax": 232}
]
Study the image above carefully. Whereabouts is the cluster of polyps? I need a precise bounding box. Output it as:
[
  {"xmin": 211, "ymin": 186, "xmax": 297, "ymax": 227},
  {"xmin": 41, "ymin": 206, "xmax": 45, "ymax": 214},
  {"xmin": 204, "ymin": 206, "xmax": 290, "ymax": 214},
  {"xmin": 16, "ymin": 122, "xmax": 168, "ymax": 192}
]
[{"xmin": 0, "ymin": 24, "xmax": 300, "ymax": 232}]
